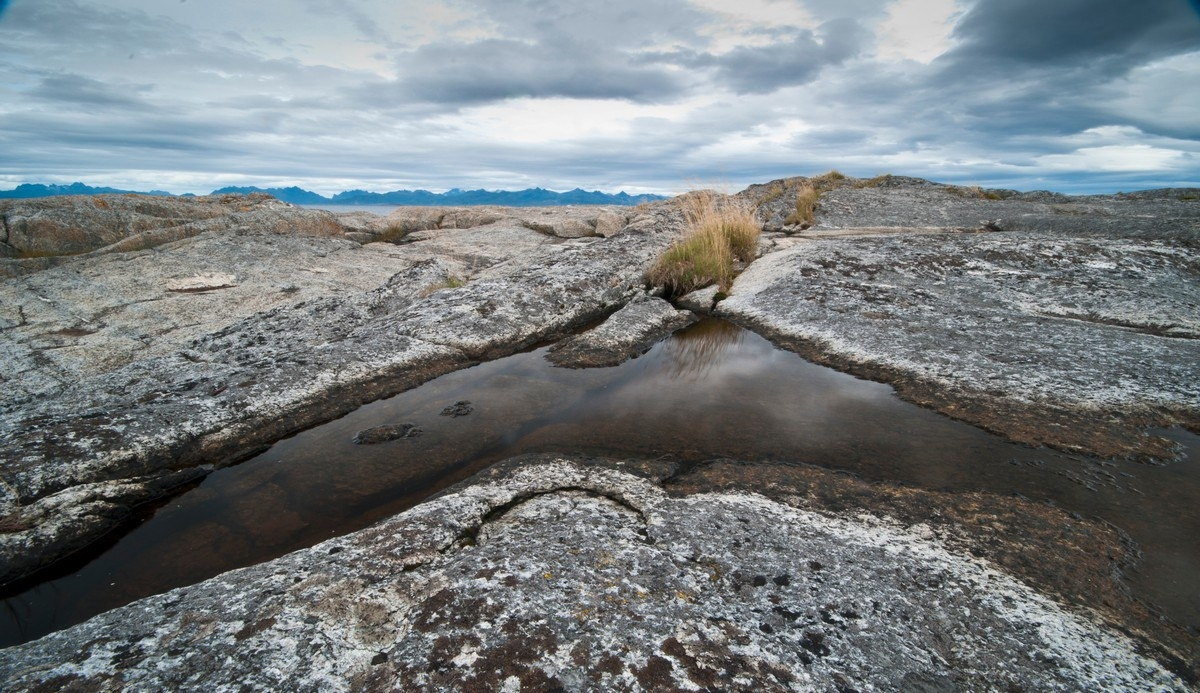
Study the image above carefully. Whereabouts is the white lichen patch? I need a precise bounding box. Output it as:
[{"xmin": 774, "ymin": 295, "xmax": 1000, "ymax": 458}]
[{"xmin": 165, "ymin": 273, "xmax": 237, "ymax": 292}]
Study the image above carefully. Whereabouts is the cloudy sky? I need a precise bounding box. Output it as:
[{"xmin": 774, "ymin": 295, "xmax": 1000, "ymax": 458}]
[{"xmin": 1, "ymin": 0, "xmax": 1198, "ymax": 196}]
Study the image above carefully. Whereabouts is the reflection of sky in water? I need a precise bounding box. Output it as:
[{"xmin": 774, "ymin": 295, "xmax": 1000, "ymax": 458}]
[{"xmin": 3, "ymin": 318, "xmax": 1198, "ymax": 648}]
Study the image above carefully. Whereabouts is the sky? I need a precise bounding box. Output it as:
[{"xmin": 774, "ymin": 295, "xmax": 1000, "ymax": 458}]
[{"xmin": 0, "ymin": 0, "xmax": 1198, "ymax": 196}]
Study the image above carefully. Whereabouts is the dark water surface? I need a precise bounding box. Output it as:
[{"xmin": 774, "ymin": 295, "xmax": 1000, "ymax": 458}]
[{"xmin": 3, "ymin": 318, "xmax": 1198, "ymax": 646}]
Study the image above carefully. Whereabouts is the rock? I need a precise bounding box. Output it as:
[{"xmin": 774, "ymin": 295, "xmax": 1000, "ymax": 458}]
[
  {"xmin": 164, "ymin": 273, "xmax": 238, "ymax": 292},
  {"xmin": 594, "ymin": 210, "xmax": 629, "ymax": 237},
  {"xmin": 522, "ymin": 217, "xmax": 596, "ymax": 238},
  {"xmin": 0, "ymin": 456, "xmax": 1186, "ymax": 692},
  {"xmin": 546, "ymin": 296, "xmax": 697, "ymax": 368},
  {"xmin": 439, "ymin": 400, "xmax": 473, "ymax": 417},
  {"xmin": 352, "ymin": 423, "xmax": 422, "ymax": 444},
  {"xmin": 0, "ymin": 193, "xmax": 277, "ymax": 258},
  {"xmin": 0, "ymin": 194, "xmax": 350, "ymax": 277},
  {"xmin": 718, "ymin": 217, "xmax": 1200, "ymax": 459},
  {"xmin": 0, "ymin": 200, "xmax": 686, "ymax": 584},
  {"xmin": 361, "ymin": 206, "xmax": 634, "ymax": 244},
  {"xmin": 739, "ymin": 174, "xmax": 1200, "ymax": 237},
  {"xmin": 675, "ymin": 284, "xmax": 722, "ymax": 313}
]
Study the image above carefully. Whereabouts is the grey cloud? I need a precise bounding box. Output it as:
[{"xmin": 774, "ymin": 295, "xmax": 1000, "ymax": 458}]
[
  {"xmin": 4, "ymin": 0, "xmax": 189, "ymax": 62},
  {"xmin": 302, "ymin": 0, "xmax": 398, "ymax": 48},
  {"xmin": 390, "ymin": 38, "xmax": 689, "ymax": 105},
  {"xmin": 368, "ymin": 0, "xmax": 714, "ymax": 107},
  {"xmin": 1, "ymin": 0, "xmax": 1197, "ymax": 196},
  {"xmin": 28, "ymin": 74, "xmax": 156, "ymax": 111},
  {"xmin": 801, "ymin": 0, "xmax": 890, "ymax": 22},
  {"xmin": 646, "ymin": 19, "xmax": 868, "ymax": 94},
  {"xmin": 945, "ymin": 0, "xmax": 1200, "ymax": 73},
  {"xmin": 465, "ymin": 0, "xmax": 708, "ymax": 49}
]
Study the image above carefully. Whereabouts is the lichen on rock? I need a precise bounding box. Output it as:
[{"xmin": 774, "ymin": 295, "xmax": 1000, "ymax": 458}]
[{"xmin": 0, "ymin": 456, "xmax": 1187, "ymax": 691}]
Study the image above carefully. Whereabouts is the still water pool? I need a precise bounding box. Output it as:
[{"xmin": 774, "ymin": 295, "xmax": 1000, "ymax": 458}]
[{"xmin": 2, "ymin": 318, "xmax": 1197, "ymax": 646}]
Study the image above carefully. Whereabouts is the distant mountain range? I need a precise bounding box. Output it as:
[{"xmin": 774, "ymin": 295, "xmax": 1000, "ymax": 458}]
[
  {"xmin": 0, "ymin": 183, "xmax": 177, "ymax": 198},
  {"xmin": 0, "ymin": 182, "xmax": 666, "ymax": 207}
]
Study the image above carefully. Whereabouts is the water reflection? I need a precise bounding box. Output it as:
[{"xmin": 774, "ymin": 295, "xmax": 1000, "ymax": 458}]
[
  {"xmin": 2, "ymin": 318, "xmax": 1197, "ymax": 646},
  {"xmin": 662, "ymin": 317, "xmax": 743, "ymax": 380}
]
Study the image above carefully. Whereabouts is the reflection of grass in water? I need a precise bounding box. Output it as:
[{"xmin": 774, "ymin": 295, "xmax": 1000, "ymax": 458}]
[{"xmin": 663, "ymin": 318, "xmax": 744, "ymax": 380}]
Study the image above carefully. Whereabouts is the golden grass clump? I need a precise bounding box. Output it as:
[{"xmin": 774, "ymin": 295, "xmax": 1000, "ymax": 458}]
[
  {"xmin": 809, "ymin": 170, "xmax": 847, "ymax": 190},
  {"xmin": 782, "ymin": 170, "xmax": 849, "ymax": 227},
  {"xmin": 647, "ymin": 190, "xmax": 760, "ymax": 297},
  {"xmin": 785, "ymin": 185, "xmax": 820, "ymax": 226}
]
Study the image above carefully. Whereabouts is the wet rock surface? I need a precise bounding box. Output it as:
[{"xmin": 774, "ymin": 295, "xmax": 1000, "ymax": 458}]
[
  {"xmin": 0, "ymin": 456, "xmax": 1188, "ymax": 691},
  {"xmin": 546, "ymin": 296, "xmax": 697, "ymax": 368},
  {"xmin": 0, "ymin": 196, "xmax": 681, "ymax": 584},
  {"xmin": 721, "ymin": 181, "xmax": 1200, "ymax": 459}
]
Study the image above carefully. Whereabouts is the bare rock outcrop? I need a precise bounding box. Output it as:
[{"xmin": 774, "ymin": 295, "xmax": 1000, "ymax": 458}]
[
  {"xmin": 0, "ymin": 195, "xmax": 351, "ymax": 279},
  {"xmin": 721, "ymin": 181, "xmax": 1200, "ymax": 459},
  {"xmin": 0, "ymin": 197, "xmax": 684, "ymax": 584},
  {"xmin": 0, "ymin": 457, "xmax": 1187, "ymax": 691}
]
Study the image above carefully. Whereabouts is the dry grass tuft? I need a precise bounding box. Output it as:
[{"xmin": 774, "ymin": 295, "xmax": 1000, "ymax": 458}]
[
  {"xmin": 809, "ymin": 170, "xmax": 847, "ymax": 190},
  {"xmin": 369, "ymin": 222, "xmax": 408, "ymax": 245},
  {"xmin": 647, "ymin": 190, "xmax": 760, "ymax": 297},
  {"xmin": 418, "ymin": 274, "xmax": 465, "ymax": 298},
  {"xmin": 858, "ymin": 174, "xmax": 893, "ymax": 188},
  {"xmin": 782, "ymin": 170, "xmax": 851, "ymax": 228},
  {"xmin": 785, "ymin": 185, "xmax": 820, "ymax": 226}
]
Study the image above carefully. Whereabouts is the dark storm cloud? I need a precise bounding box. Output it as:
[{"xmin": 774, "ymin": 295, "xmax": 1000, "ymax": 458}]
[
  {"xmin": 947, "ymin": 0, "xmax": 1200, "ymax": 71},
  {"xmin": 891, "ymin": 0, "xmax": 1200, "ymax": 145}
]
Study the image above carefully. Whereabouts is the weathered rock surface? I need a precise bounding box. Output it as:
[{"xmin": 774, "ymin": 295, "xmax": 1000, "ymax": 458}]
[
  {"xmin": 345, "ymin": 205, "xmax": 633, "ymax": 244},
  {"xmin": 0, "ymin": 194, "xmax": 351, "ymax": 277},
  {"xmin": 0, "ymin": 457, "xmax": 1187, "ymax": 691},
  {"xmin": 546, "ymin": 297, "xmax": 697, "ymax": 368},
  {"xmin": 1, "ymin": 193, "xmax": 276, "ymax": 258},
  {"xmin": 675, "ymin": 284, "xmax": 722, "ymax": 313},
  {"xmin": 722, "ymin": 182, "xmax": 1200, "ymax": 459},
  {"xmin": 0, "ymin": 197, "xmax": 684, "ymax": 584},
  {"xmin": 744, "ymin": 174, "xmax": 1200, "ymax": 236}
]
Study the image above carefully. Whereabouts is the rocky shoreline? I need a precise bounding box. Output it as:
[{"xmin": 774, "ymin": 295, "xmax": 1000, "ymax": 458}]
[{"xmin": 2, "ymin": 178, "xmax": 1198, "ymax": 687}]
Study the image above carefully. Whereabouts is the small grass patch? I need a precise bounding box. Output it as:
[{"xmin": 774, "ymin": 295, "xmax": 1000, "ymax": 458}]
[
  {"xmin": 369, "ymin": 222, "xmax": 408, "ymax": 245},
  {"xmin": 809, "ymin": 170, "xmax": 847, "ymax": 190},
  {"xmin": 858, "ymin": 174, "xmax": 893, "ymax": 188},
  {"xmin": 949, "ymin": 185, "xmax": 1003, "ymax": 200},
  {"xmin": 757, "ymin": 182, "xmax": 787, "ymax": 205},
  {"xmin": 782, "ymin": 170, "xmax": 850, "ymax": 227},
  {"xmin": 647, "ymin": 190, "xmax": 760, "ymax": 297},
  {"xmin": 418, "ymin": 274, "xmax": 466, "ymax": 298},
  {"xmin": 785, "ymin": 185, "xmax": 820, "ymax": 226}
]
